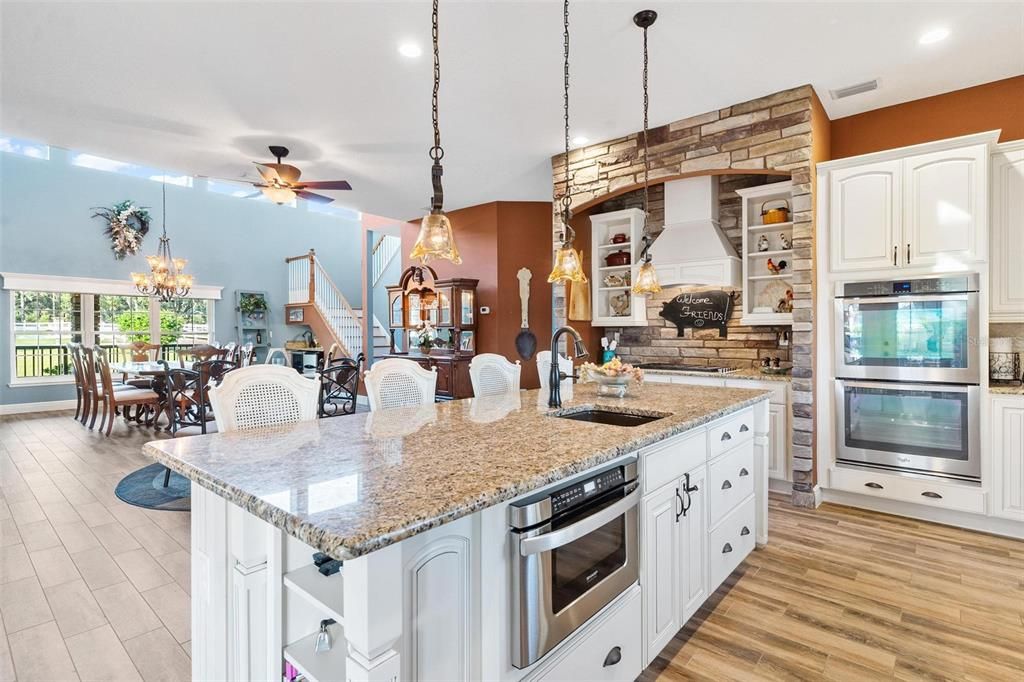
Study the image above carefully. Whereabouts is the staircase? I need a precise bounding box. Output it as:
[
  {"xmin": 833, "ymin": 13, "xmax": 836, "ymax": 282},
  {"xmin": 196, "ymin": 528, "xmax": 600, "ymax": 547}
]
[
  {"xmin": 353, "ymin": 308, "xmax": 391, "ymax": 357},
  {"xmin": 285, "ymin": 249, "xmax": 363, "ymax": 359},
  {"xmin": 371, "ymin": 234, "xmax": 401, "ymax": 287}
]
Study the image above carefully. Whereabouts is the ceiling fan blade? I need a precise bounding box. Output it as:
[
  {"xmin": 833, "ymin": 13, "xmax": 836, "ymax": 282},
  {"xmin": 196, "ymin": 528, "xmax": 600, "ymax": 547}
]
[
  {"xmin": 295, "ymin": 190, "xmax": 335, "ymax": 204},
  {"xmin": 240, "ymin": 191, "xmax": 264, "ymax": 199},
  {"xmin": 296, "ymin": 180, "xmax": 352, "ymax": 190},
  {"xmin": 265, "ymin": 162, "xmax": 302, "ymax": 184},
  {"xmin": 254, "ymin": 162, "xmax": 281, "ymax": 184}
]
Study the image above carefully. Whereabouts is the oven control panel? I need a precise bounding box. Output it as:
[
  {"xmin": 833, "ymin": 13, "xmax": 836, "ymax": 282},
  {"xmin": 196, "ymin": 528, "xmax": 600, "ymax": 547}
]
[
  {"xmin": 840, "ymin": 274, "xmax": 978, "ymax": 298},
  {"xmin": 551, "ymin": 467, "xmax": 624, "ymax": 515}
]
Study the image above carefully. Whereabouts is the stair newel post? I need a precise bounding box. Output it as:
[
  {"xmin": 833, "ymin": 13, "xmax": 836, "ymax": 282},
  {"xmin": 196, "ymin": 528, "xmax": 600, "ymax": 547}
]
[{"xmin": 307, "ymin": 249, "xmax": 316, "ymax": 304}]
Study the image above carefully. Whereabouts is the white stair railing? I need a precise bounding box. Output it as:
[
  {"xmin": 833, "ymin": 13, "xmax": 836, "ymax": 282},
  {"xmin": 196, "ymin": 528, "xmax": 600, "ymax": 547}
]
[
  {"xmin": 371, "ymin": 235, "xmax": 401, "ymax": 287},
  {"xmin": 286, "ymin": 250, "xmax": 363, "ymax": 358}
]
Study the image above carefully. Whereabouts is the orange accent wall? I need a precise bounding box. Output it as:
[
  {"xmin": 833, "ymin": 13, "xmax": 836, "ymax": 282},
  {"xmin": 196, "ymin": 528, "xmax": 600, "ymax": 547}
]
[
  {"xmin": 829, "ymin": 75, "xmax": 1024, "ymax": 159},
  {"xmin": 401, "ymin": 201, "xmax": 554, "ymax": 388}
]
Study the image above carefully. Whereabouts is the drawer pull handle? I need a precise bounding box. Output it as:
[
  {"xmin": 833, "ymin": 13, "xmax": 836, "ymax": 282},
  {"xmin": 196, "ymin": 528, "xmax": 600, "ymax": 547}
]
[
  {"xmin": 864, "ymin": 482, "xmax": 884, "ymax": 490},
  {"xmin": 603, "ymin": 646, "xmax": 622, "ymax": 667},
  {"xmin": 740, "ymin": 526, "xmax": 750, "ymax": 536},
  {"xmin": 739, "ymin": 468, "xmax": 749, "ymax": 477},
  {"xmin": 722, "ymin": 543, "xmax": 733, "ymax": 554},
  {"xmin": 721, "ymin": 480, "xmax": 732, "ymax": 490},
  {"xmin": 721, "ymin": 432, "xmax": 732, "ymax": 442},
  {"xmin": 921, "ymin": 491, "xmax": 943, "ymax": 499},
  {"xmin": 739, "ymin": 424, "xmax": 749, "ymax": 433}
]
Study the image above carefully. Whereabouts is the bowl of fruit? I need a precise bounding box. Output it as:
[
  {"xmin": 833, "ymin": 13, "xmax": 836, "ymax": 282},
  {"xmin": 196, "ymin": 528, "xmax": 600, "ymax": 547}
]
[{"xmin": 579, "ymin": 358, "xmax": 644, "ymax": 398}]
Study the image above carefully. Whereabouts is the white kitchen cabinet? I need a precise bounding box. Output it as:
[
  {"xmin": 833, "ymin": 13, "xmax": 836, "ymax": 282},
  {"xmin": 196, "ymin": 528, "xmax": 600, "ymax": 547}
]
[
  {"xmin": 641, "ymin": 481, "xmax": 681, "ymax": 663},
  {"xmin": 990, "ymin": 142, "xmax": 1024, "ymax": 322},
  {"xmin": 990, "ymin": 396, "xmax": 1024, "ymax": 522},
  {"xmin": 903, "ymin": 144, "xmax": 987, "ymax": 267},
  {"xmin": 822, "ymin": 132, "xmax": 997, "ymax": 274},
  {"xmin": 677, "ymin": 466, "xmax": 707, "ymax": 625},
  {"xmin": 829, "ymin": 160, "xmax": 902, "ymax": 272}
]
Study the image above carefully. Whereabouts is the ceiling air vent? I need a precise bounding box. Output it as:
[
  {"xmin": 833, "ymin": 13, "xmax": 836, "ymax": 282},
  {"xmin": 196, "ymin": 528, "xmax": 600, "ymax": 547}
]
[{"xmin": 830, "ymin": 78, "xmax": 880, "ymax": 100}]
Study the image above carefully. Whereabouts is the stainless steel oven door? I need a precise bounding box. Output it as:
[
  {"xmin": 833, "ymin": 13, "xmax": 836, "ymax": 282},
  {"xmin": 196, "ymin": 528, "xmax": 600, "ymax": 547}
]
[
  {"xmin": 511, "ymin": 486, "xmax": 639, "ymax": 669},
  {"xmin": 835, "ymin": 380, "xmax": 980, "ymax": 480},
  {"xmin": 834, "ymin": 293, "xmax": 980, "ymax": 383}
]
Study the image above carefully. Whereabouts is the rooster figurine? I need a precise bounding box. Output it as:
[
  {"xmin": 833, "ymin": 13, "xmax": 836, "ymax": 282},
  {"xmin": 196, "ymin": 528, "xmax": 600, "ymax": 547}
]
[{"xmin": 766, "ymin": 258, "xmax": 788, "ymax": 275}]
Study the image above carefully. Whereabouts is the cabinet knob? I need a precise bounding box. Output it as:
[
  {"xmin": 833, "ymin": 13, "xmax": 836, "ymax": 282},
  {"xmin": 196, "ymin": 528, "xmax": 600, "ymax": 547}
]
[
  {"xmin": 921, "ymin": 491, "xmax": 943, "ymax": 499},
  {"xmin": 864, "ymin": 482, "xmax": 883, "ymax": 490},
  {"xmin": 603, "ymin": 646, "xmax": 622, "ymax": 667},
  {"xmin": 722, "ymin": 543, "xmax": 733, "ymax": 554},
  {"xmin": 720, "ymin": 432, "xmax": 732, "ymax": 442},
  {"xmin": 739, "ymin": 468, "xmax": 749, "ymax": 477},
  {"xmin": 740, "ymin": 526, "xmax": 750, "ymax": 536},
  {"xmin": 721, "ymin": 479, "xmax": 732, "ymax": 490},
  {"xmin": 739, "ymin": 424, "xmax": 749, "ymax": 433}
]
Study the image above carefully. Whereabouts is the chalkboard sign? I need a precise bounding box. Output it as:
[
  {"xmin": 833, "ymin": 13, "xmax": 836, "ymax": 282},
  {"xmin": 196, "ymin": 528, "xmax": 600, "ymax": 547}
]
[{"xmin": 659, "ymin": 290, "xmax": 734, "ymax": 338}]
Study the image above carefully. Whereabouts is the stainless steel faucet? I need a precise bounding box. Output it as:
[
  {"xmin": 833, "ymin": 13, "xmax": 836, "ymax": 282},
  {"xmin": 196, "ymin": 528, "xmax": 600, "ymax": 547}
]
[{"xmin": 549, "ymin": 326, "xmax": 589, "ymax": 408}]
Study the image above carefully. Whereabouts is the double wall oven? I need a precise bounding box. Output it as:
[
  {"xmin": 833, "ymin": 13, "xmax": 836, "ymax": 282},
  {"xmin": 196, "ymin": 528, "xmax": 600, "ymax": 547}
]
[
  {"xmin": 834, "ymin": 274, "xmax": 981, "ymax": 481},
  {"xmin": 509, "ymin": 458, "xmax": 639, "ymax": 669}
]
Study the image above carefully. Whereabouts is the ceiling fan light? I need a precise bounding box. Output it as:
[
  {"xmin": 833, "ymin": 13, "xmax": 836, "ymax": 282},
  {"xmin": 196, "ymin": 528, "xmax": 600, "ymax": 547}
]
[
  {"xmin": 411, "ymin": 210, "xmax": 462, "ymax": 265},
  {"xmin": 548, "ymin": 244, "xmax": 588, "ymax": 284},
  {"xmin": 263, "ymin": 186, "xmax": 296, "ymax": 205},
  {"xmin": 632, "ymin": 260, "xmax": 662, "ymax": 295}
]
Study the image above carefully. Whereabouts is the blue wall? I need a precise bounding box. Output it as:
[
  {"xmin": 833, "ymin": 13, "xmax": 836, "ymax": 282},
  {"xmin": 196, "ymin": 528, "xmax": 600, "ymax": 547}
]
[{"xmin": 0, "ymin": 147, "xmax": 365, "ymax": 405}]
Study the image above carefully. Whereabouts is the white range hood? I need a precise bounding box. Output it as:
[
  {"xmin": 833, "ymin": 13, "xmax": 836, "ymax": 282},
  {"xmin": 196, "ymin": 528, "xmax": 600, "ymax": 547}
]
[{"xmin": 649, "ymin": 175, "xmax": 741, "ymax": 288}]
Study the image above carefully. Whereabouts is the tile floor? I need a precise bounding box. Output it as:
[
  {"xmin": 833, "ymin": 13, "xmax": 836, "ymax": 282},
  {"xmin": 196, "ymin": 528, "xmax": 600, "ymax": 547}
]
[{"xmin": 0, "ymin": 410, "xmax": 190, "ymax": 682}]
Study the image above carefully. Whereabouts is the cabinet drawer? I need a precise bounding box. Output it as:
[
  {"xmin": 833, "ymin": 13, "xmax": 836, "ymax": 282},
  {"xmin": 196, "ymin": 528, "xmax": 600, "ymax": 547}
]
[
  {"xmin": 724, "ymin": 379, "xmax": 787, "ymax": 405},
  {"xmin": 708, "ymin": 409, "xmax": 754, "ymax": 458},
  {"xmin": 641, "ymin": 429, "xmax": 706, "ymax": 494},
  {"xmin": 529, "ymin": 585, "xmax": 641, "ymax": 682},
  {"xmin": 708, "ymin": 495, "xmax": 756, "ymax": 592},
  {"xmin": 708, "ymin": 442, "xmax": 754, "ymax": 527},
  {"xmin": 829, "ymin": 466, "xmax": 986, "ymax": 514}
]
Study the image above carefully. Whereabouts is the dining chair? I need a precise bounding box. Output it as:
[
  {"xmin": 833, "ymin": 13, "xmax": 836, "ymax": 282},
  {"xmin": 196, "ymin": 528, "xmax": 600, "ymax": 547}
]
[
  {"xmin": 238, "ymin": 342, "xmax": 256, "ymax": 367},
  {"xmin": 318, "ymin": 353, "xmax": 364, "ymax": 417},
  {"xmin": 67, "ymin": 342, "xmax": 86, "ymax": 421},
  {"xmin": 92, "ymin": 346, "xmax": 161, "ymax": 436},
  {"xmin": 469, "ymin": 353, "xmax": 522, "ymax": 397},
  {"xmin": 363, "ymin": 358, "xmax": 436, "ymax": 411},
  {"xmin": 264, "ymin": 347, "xmax": 288, "ymax": 365},
  {"xmin": 326, "ymin": 342, "xmax": 343, "ymax": 365},
  {"xmin": 536, "ymin": 350, "xmax": 573, "ymax": 395},
  {"xmin": 179, "ymin": 344, "xmax": 228, "ymax": 367},
  {"xmin": 208, "ymin": 364, "xmax": 319, "ymax": 433},
  {"xmin": 79, "ymin": 346, "xmax": 132, "ymax": 427},
  {"xmin": 221, "ymin": 341, "xmax": 237, "ymax": 362},
  {"xmin": 116, "ymin": 341, "xmax": 162, "ymax": 389}
]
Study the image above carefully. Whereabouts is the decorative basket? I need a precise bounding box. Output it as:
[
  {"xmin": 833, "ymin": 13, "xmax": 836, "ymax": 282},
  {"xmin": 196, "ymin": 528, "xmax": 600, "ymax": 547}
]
[{"xmin": 761, "ymin": 199, "xmax": 790, "ymax": 224}]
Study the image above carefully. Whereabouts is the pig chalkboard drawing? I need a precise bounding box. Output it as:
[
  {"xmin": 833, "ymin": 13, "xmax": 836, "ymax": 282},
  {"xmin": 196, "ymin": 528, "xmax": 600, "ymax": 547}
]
[{"xmin": 659, "ymin": 290, "xmax": 734, "ymax": 338}]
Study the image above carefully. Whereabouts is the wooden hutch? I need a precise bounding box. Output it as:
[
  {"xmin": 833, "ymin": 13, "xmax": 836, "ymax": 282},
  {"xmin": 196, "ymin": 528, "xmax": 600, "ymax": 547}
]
[{"xmin": 384, "ymin": 266, "xmax": 479, "ymax": 400}]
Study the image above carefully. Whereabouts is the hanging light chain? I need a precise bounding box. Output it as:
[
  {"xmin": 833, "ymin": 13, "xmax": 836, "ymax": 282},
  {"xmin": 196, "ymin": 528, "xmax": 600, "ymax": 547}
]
[
  {"xmin": 641, "ymin": 22, "xmax": 650, "ymax": 226},
  {"xmin": 431, "ymin": 0, "xmax": 442, "ymax": 156},
  {"xmin": 559, "ymin": 0, "xmax": 574, "ymax": 244}
]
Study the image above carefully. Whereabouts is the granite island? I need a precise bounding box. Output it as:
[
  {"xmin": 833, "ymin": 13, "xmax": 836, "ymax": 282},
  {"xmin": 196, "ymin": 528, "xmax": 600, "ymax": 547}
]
[{"xmin": 144, "ymin": 382, "xmax": 771, "ymax": 682}]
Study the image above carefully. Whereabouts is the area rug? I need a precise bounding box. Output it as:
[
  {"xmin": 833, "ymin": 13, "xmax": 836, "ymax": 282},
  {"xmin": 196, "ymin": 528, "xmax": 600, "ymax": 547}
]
[{"xmin": 115, "ymin": 463, "xmax": 191, "ymax": 512}]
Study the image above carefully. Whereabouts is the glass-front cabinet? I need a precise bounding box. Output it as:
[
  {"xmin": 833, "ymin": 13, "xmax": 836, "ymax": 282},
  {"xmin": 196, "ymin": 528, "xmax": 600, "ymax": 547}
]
[{"xmin": 385, "ymin": 269, "xmax": 479, "ymax": 358}]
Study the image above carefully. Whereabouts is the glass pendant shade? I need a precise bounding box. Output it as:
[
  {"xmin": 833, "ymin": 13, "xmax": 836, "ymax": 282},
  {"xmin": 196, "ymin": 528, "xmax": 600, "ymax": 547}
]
[
  {"xmin": 263, "ymin": 186, "xmax": 296, "ymax": 205},
  {"xmin": 410, "ymin": 211, "xmax": 462, "ymax": 265},
  {"xmin": 548, "ymin": 243, "xmax": 588, "ymax": 283},
  {"xmin": 632, "ymin": 259, "xmax": 661, "ymax": 294}
]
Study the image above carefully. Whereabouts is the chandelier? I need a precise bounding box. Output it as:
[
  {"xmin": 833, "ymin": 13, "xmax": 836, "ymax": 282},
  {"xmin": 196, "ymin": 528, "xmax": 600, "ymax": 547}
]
[
  {"xmin": 409, "ymin": 0, "xmax": 462, "ymax": 265},
  {"xmin": 631, "ymin": 9, "xmax": 663, "ymax": 296},
  {"xmin": 131, "ymin": 182, "xmax": 193, "ymax": 302},
  {"xmin": 547, "ymin": 0, "xmax": 587, "ymax": 284}
]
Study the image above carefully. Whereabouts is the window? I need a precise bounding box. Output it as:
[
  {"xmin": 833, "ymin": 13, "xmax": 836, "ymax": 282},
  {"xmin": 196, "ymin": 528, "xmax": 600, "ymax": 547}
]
[
  {"xmin": 12, "ymin": 291, "xmax": 83, "ymax": 378},
  {"xmin": 70, "ymin": 153, "xmax": 193, "ymax": 187},
  {"xmin": 0, "ymin": 136, "xmax": 50, "ymax": 160},
  {"xmin": 160, "ymin": 298, "xmax": 211, "ymax": 362}
]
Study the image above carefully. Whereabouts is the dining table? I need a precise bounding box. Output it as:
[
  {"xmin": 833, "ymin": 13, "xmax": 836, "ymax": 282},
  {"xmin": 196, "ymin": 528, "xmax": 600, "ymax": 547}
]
[{"xmin": 110, "ymin": 361, "xmax": 175, "ymax": 431}]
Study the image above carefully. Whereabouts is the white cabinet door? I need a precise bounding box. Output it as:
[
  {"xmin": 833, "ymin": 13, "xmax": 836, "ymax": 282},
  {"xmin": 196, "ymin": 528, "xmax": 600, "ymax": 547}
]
[
  {"xmin": 991, "ymin": 397, "xmax": 1024, "ymax": 522},
  {"xmin": 829, "ymin": 161, "xmax": 901, "ymax": 272},
  {"xmin": 677, "ymin": 466, "xmax": 708, "ymax": 625},
  {"xmin": 767, "ymin": 402, "xmax": 789, "ymax": 481},
  {"xmin": 641, "ymin": 482, "xmax": 680, "ymax": 665},
  {"xmin": 903, "ymin": 144, "xmax": 987, "ymax": 267},
  {"xmin": 990, "ymin": 147, "xmax": 1024, "ymax": 321}
]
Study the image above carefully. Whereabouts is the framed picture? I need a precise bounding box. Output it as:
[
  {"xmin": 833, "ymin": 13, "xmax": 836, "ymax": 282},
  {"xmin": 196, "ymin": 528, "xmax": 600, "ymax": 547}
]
[
  {"xmin": 459, "ymin": 330, "xmax": 475, "ymax": 352},
  {"xmin": 288, "ymin": 308, "xmax": 304, "ymax": 323}
]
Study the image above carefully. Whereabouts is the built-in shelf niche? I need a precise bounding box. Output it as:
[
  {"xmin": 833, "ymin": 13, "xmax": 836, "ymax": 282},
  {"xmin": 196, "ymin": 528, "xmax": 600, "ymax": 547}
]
[{"xmin": 737, "ymin": 181, "xmax": 794, "ymax": 326}]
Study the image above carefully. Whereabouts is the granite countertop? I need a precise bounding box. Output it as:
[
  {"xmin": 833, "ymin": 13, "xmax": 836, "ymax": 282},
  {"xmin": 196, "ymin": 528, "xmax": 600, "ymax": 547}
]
[
  {"xmin": 643, "ymin": 366, "xmax": 792, "ymax": 383},
  {"xmin": 143, "ymin": 383, "xmax": 769, "ymax": 560},
  {"xmin": 990, "ymin": 383, "xmax": 1024, "ymax": 396}
]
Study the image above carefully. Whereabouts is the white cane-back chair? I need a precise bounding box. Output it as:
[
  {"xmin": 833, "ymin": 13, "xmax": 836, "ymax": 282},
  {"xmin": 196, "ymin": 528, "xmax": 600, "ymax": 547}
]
[
  {"xmin": 264, "ymin": 347, "xmax": 289, "ymax": 365},
  {"xmin": 208, "ymin": 365, "xmax": 319, "ymax": 433},
  {"xmin": 469, "ymin": 353, "xmax": 522, "ymax": 397},
  {"xmin": 536, "ymin": 350, "xmax": 573, "ymax": 391},
  {"xmin": 364, "ymin": 359, "xmax": 437, "ymax": 411}
]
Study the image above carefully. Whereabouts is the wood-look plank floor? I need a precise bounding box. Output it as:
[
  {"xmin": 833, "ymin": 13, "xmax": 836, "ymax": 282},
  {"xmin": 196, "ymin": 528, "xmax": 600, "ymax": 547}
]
[{"xmin": 642, "ymin": 494, "xmax": 1024, "ymax": 681}]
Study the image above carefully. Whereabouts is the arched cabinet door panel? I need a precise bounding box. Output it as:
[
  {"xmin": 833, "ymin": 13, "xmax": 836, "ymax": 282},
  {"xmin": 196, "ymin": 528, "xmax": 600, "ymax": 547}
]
[{"xmin": 829, "ymin": 161, "xmax": 902, "ymax": 272}]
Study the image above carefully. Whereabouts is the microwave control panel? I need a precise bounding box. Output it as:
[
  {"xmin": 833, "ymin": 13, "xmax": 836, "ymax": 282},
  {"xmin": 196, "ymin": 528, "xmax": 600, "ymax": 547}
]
[
  {"xmin": 551, "ymin": 467, "xmax": 625, "ymax": 515},
  {"xmin": 840, "ymin": 274, "xmax": 978, "ymax": 298}
]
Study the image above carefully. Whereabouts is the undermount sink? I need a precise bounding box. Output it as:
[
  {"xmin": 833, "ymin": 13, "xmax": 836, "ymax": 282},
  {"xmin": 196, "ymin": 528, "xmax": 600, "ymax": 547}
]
[{"xmin": 551, "ymin": 408, "xmax": 668, "ymax": 427}]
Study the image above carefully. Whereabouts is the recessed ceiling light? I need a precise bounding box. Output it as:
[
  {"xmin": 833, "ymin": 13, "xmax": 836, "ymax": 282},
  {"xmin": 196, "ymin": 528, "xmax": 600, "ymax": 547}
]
[
  {"xmin": 398, "ymin": 42, "xmax": 422, "ymax": 58},
  {"xmin": 572, "ymin": 135, "xmax": 589, "ymax": 146},
  {"xmin": 918, "ymin": 27, "xmax": 950, "ymax": 45}
]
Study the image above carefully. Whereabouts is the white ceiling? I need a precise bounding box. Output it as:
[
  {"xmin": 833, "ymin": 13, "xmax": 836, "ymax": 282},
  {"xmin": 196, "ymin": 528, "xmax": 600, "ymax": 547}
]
[{"xmin": 2, "ymin": 1, "xmax": 1021, "ymax": 220}]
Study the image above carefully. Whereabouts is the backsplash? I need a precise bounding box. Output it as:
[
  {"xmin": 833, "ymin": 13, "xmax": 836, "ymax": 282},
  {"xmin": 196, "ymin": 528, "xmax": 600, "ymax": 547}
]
[{"xmin": 597, "ymin": 175, "xmax": 791, "ymax": 370}]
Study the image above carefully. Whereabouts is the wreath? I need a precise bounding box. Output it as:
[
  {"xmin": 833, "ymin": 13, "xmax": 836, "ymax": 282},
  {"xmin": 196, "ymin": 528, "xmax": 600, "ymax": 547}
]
[{"xmin": 92, "ymin": 200, "xmax": 151, "ymax": 260}]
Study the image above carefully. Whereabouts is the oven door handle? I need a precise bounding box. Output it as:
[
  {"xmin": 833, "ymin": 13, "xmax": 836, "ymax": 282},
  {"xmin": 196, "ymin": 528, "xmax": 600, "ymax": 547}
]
[
  {"xmin": 838, "ymin": 293, "xmax": 974, "ymax": 306},
  {"xmin": 836, "ymin": 379, "xmax": 973, "ymax": 394},
  {"xmin": 519, "ymin": 489, "xmax": 640, "ymax": 556}
]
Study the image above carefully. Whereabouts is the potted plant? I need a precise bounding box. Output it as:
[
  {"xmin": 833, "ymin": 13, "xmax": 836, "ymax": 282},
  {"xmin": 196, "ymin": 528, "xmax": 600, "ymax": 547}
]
[
  {"xmin": 416, "ymin": 320, "xmax": 438, "ymax": 355},
  {"xmin": 239, "ymin": 294, "xmax": 268, "ymax": 321}
]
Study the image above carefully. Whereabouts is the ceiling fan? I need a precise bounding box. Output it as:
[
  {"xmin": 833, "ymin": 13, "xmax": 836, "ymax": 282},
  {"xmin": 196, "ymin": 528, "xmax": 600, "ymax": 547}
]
[{"xmin": 243, "ymin": 145, "xmax": 352, "ymax": 204}]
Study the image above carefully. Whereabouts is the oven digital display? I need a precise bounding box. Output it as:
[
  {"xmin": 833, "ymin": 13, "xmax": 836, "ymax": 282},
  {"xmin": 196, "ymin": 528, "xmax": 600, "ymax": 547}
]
[
  {"xmin": 583, "ymin": 481, "xmax": 595, "ymax": 494},
  {"xmin": 893, "ymin": 281, "xmax": 912, "ymax": 293}
]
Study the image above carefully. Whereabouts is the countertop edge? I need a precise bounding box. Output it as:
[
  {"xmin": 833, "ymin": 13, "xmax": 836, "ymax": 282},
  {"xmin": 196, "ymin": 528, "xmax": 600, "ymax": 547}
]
[
  {"xmin": 643, "ymin": 368, "xmax": 792, "ymax": 383},
  {"xmin": 146, "ymin": 392, "xmax": 770, "ymax": 560}
]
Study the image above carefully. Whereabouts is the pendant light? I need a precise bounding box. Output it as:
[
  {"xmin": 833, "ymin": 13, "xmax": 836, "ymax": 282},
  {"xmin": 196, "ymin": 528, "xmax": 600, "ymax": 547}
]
[
  {"xmin": 409, "ymin": 0, "xmax": 462, "ymax": 265},
  {"xmin": 131, "ymin": 181, "xmax": 193, "ymax": 302},
  {"xmin": 631, "ymin": 9, "xmax": 662, "ymax": 296},
  {"xmin": 547, "ymin": 0, "xmax": 587, "ymax": 284}
]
